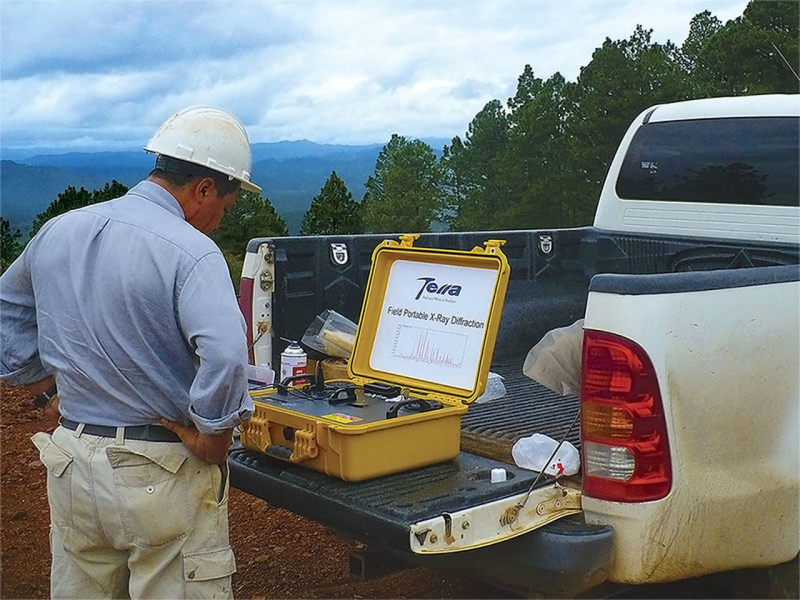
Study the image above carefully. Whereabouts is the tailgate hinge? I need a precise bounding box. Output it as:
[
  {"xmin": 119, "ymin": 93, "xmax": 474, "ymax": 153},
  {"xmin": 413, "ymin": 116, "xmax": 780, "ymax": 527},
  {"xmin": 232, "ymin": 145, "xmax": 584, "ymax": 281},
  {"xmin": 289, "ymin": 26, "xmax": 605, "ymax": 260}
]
[{"xmin": 534, "ymin": 484, "xmax": 581, "ymax": 516}]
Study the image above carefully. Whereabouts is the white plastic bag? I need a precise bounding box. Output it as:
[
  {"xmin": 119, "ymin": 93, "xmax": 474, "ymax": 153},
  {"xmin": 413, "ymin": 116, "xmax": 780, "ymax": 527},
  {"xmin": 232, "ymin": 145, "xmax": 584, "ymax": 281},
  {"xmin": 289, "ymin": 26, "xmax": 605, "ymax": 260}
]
[
  {"xmin": 301, "ymin": 310, "xmax": 357, "ymax": 358},
  {"xmin": 474, "ymin": 372, "xmax": 506, "ymax": 404},
  {"xmin": 511, "ymin": 433, "xmax": 580, "ymax": 476},
  {"xmin": 522, "ymin": 319, "xmax": 584, "ymax": 396}
]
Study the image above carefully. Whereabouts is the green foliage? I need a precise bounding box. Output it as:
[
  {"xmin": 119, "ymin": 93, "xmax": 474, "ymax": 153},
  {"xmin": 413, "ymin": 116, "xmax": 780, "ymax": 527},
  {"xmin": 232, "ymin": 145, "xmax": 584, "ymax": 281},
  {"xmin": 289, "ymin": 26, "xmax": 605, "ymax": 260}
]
[
  {"xmin": 6, "ymin": 179, "xmax": 129, "ymax": 273},
  {"xmin": 361, "ymin": 135, "xmax": 444, "ymax": 234},
  {"xmin": 29, "ymin": 180, "xmax": 129, "ymax": 239},
  {"xmin": 212, "ymin": 190, "xmax": 289, "ymax": 251},
  {"xmin": 501, "ymin": 71, "xmax": 584, "ymax": 228},
  {"xmin": 441, "ymin": 100, "xmax": 510, "ymax": 231},
  {"xmin": 209, "ymin": 190, "xmax": 289, "ymax": 286},
  {"xmin": 574, "ymin": 27, "xmax": 695, "ymax": 192},
  {"xmin": 29, "ymin": 186, "xmax": 89, "ymax": 237},
  {"xmin": 441, "ymin": 1, "xmax": 795, "ymax": 233},
  {"xmin": 680, "ymin": 10, "xmax": 724, "ymax": 74},
  {"xmin": 689, "ymin": 0, "xmax": 799, "ymax": 95},
  {"xmin": 93, "ymin": 180, "xmax": 131, "ymax": 202},
  {"xmin": 300, "ymin": 171, "xmax": 362, "ymax": 235},
  {"xmin": 1, "ymin": 217, "xmax": 23, "ymax": 273},
  {"xmin": 30, "ymin": 179, "xmax": 128, "ymax": 238}
]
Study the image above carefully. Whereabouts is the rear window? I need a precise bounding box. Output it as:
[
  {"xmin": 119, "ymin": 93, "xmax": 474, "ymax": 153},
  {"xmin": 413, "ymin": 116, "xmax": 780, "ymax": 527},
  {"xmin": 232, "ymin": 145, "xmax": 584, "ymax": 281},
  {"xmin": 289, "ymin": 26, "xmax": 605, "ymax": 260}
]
[{"xmin": 616, "ymin": 117, "xmax": 799, "ymax": 206}]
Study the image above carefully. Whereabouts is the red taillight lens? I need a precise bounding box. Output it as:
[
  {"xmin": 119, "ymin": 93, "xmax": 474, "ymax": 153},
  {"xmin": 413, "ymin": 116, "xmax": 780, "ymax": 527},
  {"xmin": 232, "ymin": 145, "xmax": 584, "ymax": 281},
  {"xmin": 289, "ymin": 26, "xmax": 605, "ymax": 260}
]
[
  {"xmin": 238, "ymin": 277, "xmax": 255, "ymax": 363},
  {"xmin": 581, "ymin": 330, "xmax": 672, "ymax": 502}
]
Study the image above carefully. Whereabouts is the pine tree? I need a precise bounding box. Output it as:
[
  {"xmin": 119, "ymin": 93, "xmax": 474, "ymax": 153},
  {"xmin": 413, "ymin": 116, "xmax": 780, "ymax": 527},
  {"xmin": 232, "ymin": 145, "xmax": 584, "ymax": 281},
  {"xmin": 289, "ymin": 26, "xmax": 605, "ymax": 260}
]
[
  {"xmin": 0, "ymin": 218, "xmax": 23, "ymax": 273},
  {"xmin": 689, "ymin": 0, "xmax": 799, "ymax": 95},
  {"xmin": 300, "ymin": 171, "xmax": 362, "ymax": 235},
  {"xmin": 361, "ymin": 135, "xmax": 444, "ymax": 234},
  {"xmin": 29, "ymin": 180, "xmax": 129, "ymax": 238},
  {"xmin": 441, "ymin": 100, "xmax": 510, "ymax": 231},
  {"xmin": 210, "ymin": 190, "xmax": 289, "ymax": 286}
]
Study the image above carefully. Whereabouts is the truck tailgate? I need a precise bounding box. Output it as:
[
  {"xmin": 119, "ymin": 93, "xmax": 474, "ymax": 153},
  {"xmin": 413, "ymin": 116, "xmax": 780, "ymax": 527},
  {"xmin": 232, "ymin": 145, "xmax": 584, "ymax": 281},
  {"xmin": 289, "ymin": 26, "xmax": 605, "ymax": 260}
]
[{"xmin": 230, "ymin": 367, "xmax": 583, "ymax": 552}]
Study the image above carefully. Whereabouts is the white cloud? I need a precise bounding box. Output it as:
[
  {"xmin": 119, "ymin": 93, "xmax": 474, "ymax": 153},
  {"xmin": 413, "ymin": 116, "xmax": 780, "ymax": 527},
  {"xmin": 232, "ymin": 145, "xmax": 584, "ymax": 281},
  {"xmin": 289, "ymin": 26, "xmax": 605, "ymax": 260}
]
[{"xmin": 0, "ymin": 0, "xmax": 750, "ymax": 151}]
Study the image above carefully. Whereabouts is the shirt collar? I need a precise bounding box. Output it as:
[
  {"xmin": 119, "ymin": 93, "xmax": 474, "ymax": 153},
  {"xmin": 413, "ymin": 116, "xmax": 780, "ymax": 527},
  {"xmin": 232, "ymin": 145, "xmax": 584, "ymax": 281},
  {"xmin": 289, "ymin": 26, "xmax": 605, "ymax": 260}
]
[{"xmin": 127, "ymin": 180, "xmax": 186, "ymax": 221}]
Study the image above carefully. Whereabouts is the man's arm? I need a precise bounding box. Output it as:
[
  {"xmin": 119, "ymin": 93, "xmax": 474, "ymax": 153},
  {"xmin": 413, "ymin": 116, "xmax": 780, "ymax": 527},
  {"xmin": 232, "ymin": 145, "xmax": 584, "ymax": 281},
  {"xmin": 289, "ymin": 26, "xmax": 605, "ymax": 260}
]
[
  {"xmin": 171, "ymin": 252, "xmax": 253, "ymax": 463},
  {"xmin": 1, "ymin": 245, "xmax": 59, "ymax": 421}
]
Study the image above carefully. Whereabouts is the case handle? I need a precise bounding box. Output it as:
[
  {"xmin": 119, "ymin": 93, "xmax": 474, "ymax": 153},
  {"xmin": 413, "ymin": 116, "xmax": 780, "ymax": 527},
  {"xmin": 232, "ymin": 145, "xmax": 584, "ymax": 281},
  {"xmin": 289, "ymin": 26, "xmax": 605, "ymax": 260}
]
[
  {"xmin": 386, "ymin": 398, "xmax": 442, "ymax": 419},
  {"xmin": 264, "ymin": 427, "xmax": 319, "ymax": 464},
  {"xmin": 277, "ymin": 372, "xmax": 325, "ymax": 395},
  {"xmin": 264, "ymin": 444, "xmax": 293, "ymax": 460}
]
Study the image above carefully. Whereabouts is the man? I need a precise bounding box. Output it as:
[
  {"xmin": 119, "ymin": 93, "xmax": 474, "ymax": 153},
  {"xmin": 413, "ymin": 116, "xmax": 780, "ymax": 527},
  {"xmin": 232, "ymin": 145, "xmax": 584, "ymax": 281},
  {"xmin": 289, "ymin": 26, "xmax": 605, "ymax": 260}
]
[{"xmin": 0, "ymin": 106, "xmax": 260, "ymax": 598}]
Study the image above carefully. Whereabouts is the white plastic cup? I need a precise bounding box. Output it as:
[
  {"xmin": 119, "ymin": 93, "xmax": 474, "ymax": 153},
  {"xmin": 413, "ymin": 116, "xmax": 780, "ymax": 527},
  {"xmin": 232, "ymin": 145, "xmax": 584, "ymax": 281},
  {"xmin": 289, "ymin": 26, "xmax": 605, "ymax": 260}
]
[{"xmin": 490, "ymin": 468, "xmax": 507, "ymax": 483}]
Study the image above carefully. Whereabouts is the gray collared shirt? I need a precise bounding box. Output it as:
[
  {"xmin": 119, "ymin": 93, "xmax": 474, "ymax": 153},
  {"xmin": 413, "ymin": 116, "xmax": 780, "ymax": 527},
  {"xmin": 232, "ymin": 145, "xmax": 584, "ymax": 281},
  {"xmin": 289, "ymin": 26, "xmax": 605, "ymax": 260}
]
[{"xmin": 0, "ymin": 180, "xmax": 253, "ymax": 433}]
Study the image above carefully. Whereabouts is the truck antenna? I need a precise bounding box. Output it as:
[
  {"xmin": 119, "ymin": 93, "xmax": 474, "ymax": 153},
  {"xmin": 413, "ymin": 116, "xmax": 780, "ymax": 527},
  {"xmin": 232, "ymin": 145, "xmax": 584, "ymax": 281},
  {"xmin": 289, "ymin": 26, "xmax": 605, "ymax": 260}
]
[{"xmin": 772, "ymin": 42, "xmax": 800, "ymax": 83}]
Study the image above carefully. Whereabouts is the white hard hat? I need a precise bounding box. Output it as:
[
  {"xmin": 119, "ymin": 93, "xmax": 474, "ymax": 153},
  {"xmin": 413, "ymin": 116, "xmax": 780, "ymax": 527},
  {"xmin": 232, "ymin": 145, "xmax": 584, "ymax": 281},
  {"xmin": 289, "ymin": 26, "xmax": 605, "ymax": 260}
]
[{"xmin": 144, "ymin": 105, "xmax": 261, "ymax": 194}]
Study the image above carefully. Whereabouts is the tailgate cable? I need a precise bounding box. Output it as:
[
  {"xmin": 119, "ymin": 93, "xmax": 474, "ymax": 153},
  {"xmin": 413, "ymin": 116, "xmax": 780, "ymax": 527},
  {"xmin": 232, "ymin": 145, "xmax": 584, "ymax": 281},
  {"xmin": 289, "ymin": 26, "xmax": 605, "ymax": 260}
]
[
  {"xmin": 247, "ymin": 325, "xmax": 269, "ymax": 355},
  {"xmin": 501, "ymin": 409, "xmax": 581, "ymax": 526}
]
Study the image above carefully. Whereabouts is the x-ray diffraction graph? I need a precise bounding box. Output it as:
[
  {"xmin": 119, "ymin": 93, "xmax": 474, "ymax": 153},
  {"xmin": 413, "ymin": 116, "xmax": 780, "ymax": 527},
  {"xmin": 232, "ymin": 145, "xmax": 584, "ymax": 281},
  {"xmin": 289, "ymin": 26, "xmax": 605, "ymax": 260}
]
[
  {"xmin": 392, "ymin": 325, "xmax": 467, "ymax": 368},
  {"xmin": 370, "ymin": 258, "xmax": 499, "ymax": 391}
]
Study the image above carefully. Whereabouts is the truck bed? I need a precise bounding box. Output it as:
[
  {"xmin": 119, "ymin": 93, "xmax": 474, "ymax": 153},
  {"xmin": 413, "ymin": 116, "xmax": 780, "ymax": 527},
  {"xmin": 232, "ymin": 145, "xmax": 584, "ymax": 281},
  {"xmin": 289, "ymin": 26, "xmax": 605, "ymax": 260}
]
[
  {"xmin": 229, "ymin": 367, "xmax": 581, "ymax": 550},
  {"xmin": 228, "ymin": 368, "xmax": 612, "ymax": 596}
]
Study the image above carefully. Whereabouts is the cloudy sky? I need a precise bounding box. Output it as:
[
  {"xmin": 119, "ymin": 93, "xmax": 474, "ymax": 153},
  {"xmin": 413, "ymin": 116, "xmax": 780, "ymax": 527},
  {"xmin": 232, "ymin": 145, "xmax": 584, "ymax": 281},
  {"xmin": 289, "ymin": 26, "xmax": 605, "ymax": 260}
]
[{"xmin": 1, "ymin": 0, "xmax": 749, "ymax": 153}]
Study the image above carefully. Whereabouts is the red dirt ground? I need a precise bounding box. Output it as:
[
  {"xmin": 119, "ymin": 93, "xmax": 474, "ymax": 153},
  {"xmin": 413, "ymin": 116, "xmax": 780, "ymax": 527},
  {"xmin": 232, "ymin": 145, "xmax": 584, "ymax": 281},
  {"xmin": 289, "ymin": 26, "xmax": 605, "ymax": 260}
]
[{"xmin": 0, "ymin": 382, "xmax": 505, "ymax": 599}]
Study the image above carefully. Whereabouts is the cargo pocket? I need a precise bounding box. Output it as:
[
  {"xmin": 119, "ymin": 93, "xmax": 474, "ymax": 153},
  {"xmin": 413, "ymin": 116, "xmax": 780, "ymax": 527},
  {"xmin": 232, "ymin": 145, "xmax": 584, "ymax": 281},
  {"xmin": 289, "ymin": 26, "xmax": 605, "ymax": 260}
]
[
  {"xmin": 31, "ymin": 431, "xmax": 73, "ymax": 527},
  {"xmin": 183, "ymin": 546, "xmax": 236, "ymax": 599},
  {"xmin": 107, "ymin": 446, "xmax": 191, "ymax": 547}
]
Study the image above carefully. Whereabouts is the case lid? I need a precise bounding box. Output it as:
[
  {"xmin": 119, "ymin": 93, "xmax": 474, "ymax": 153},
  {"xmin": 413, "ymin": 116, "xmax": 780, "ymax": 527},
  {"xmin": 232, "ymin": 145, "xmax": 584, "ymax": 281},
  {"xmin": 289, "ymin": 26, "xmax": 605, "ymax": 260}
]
[{"xmin": 349, "ymin": 235, "xmax": 510, "ymax": 404}]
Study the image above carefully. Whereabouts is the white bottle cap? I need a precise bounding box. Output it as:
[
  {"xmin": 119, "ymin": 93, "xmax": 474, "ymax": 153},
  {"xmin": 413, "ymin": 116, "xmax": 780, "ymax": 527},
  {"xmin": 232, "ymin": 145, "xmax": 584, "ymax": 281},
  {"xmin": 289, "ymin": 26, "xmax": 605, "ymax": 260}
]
[{"xmin": 490, "ymin": 468, "xmax": 507, "ymax": 483}]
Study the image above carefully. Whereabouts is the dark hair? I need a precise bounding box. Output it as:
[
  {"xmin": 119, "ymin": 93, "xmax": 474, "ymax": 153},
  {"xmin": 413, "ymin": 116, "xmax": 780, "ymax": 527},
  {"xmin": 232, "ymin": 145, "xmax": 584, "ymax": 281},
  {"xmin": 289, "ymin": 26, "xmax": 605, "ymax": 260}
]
[{"xmin": 150, "ymin": 155, "xmax": 240, "ymax": 196}]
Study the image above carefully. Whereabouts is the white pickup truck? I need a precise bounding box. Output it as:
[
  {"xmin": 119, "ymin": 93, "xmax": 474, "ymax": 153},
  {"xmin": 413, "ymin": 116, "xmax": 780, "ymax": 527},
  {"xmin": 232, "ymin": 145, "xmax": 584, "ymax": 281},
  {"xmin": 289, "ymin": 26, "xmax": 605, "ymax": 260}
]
[{"xmin": 230, "ymin": 94, "xmax": 799, "ymax": 597}]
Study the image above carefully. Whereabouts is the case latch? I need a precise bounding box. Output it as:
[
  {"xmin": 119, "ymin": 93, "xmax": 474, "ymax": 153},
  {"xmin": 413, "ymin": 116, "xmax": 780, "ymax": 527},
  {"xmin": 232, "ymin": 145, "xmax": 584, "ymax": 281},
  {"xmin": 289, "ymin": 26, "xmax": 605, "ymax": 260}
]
[
  {"xmin": 242, "ymin": 412, "xmax": 273, "ymax": 449},
  {"xmin": 290, "ymin": 427, "xmax": 319, "ymax": 462}
]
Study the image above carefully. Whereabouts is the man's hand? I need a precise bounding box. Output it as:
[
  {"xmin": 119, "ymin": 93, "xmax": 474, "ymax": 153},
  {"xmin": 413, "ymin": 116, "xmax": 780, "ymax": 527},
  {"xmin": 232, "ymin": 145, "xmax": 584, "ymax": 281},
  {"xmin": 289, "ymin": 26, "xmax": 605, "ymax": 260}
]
[
  {"xmin": 24, "ymin": 376, "xmax": 55, "ymax": 397},
  {"xmin": 160, "ymin": 419, "xmax": 232, "ymax": 465},
  {"xmin": 22, "ymin": 376, "xmax": 61, "ymax": 423},
  {"xmin": 43, "ymin": 396, "xmax": 61, "ymax": 423}
]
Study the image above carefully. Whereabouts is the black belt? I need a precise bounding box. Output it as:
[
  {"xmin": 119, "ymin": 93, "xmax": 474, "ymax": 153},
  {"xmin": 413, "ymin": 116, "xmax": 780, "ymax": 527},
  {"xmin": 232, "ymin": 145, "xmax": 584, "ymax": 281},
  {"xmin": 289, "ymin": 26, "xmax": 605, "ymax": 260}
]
[{"xmin": 60, "ymin": 418, "xmax": 182, "ymax": 443}]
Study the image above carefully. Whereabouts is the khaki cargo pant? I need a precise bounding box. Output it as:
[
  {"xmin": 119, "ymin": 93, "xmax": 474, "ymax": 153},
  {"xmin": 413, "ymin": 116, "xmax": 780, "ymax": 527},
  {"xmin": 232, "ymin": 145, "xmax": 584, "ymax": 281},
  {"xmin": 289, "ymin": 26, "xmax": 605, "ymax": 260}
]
[{"xmin": 32, "ymin": 425, "xmax": 236, "ymax": 599}]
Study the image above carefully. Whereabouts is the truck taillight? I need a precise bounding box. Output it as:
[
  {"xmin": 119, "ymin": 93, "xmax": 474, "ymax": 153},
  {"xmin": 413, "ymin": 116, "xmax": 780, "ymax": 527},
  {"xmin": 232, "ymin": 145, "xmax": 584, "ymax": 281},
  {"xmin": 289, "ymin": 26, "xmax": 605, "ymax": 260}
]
[
  {"xmin": 238, "ymin": 277, "xmax": 255, "ymax": 364},
  {"xmin": 581, "ymin": 330, "xmax": 671, "ymax": 502}
]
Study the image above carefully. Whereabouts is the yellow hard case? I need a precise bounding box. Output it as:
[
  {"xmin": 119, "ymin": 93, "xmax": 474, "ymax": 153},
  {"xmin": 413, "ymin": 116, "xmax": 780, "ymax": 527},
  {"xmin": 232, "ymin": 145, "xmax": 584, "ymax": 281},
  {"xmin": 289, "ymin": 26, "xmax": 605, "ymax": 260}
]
[{"xmin": 240, "ymin": 235, "xmax": 510, "ymax": 481}]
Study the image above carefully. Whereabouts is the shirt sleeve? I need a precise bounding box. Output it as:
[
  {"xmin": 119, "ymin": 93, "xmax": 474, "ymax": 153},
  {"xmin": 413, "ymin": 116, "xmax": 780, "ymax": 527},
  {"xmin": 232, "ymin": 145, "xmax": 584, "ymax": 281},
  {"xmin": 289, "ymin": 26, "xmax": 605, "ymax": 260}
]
[
  {"xmin": 0, "ymin": 247, "xmax": 50, "ymax": 385},
  {"xmin": 177, "ymin": 251, "xmax": 254, "ymax": 434}
]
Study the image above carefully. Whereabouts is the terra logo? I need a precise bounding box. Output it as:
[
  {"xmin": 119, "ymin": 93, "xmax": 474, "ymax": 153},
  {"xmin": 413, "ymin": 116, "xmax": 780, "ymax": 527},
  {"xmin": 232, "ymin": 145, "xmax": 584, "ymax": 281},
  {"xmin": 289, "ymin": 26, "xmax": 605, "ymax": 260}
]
[{"xmin": 415, "ymin": 277, "xmax": 462, "ymax": 300}]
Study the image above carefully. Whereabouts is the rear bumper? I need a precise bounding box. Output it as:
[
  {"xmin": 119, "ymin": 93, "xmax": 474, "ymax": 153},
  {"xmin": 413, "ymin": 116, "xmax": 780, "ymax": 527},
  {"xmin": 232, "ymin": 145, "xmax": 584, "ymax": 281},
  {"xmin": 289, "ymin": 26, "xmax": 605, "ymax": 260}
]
[{"xmin": 395, "ymin": 515, "xmax": 614, "ymax": 598}]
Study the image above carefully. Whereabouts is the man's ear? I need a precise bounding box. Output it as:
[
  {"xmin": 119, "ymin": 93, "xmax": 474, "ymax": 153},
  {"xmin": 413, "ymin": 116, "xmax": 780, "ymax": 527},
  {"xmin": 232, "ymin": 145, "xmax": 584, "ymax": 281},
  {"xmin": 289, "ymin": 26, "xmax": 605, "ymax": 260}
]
[{"xmin": 194, "ymin": 177, "xmax": 217, "ymax": 203}]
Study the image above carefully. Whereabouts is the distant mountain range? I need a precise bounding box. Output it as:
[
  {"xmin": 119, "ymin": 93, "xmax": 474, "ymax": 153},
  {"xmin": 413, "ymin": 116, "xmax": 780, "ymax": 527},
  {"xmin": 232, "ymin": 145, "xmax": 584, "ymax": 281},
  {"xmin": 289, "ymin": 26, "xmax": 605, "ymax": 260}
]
[{"xmin": 0, "ymin": 138, "xmax": 450, "ymax": 235}]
